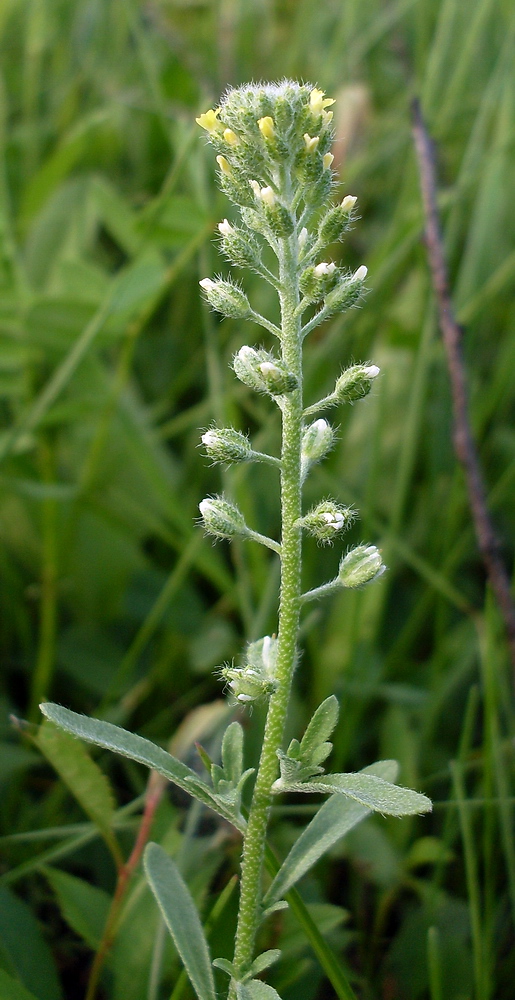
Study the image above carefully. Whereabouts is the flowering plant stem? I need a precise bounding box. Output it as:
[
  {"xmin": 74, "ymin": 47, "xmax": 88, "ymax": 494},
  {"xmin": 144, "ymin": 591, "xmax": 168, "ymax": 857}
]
[{"xmin": 231, "ymin": 209, "xmax": 303, "ymax": 984}]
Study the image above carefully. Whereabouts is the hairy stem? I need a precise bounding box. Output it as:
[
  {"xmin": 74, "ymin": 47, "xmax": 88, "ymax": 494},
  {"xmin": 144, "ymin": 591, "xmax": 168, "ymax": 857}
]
[{"xmin": 230, "ymin": 200, "xmax": 303, "ymax": 988}]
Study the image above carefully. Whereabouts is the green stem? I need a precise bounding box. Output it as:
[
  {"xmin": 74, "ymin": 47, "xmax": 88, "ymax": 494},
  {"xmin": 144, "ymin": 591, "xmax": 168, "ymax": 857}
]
[{"xmin": 230, "ymin": 207, "xmax": 303, "ymax": 989}]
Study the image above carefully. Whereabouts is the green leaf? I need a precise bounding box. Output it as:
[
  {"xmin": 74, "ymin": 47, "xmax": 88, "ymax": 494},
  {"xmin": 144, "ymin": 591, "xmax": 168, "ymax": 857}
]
[
  {"xmin": 236, "ymin": 982, "xmax": 283, "ymax": 1000},
  {"xmin": 221, "ymin": 722, "xmax": 244, "ymax": 785},
  {"xmin": 299, "ymin": 695, "xmax": 339, "ymax": 760},
  {"xmin": 245, "ymin": 949, "xmax": 281, "ymax": 980},
  {"xmin": 264, "ymin": 761, "xmax": 399, "ymax": 907},
  {"xmin": 143, "ymin": 843, "xmax": 216, "ymax": 1000},
  {"xmin": 0, "ymin": 969, "xmax": 40, "ymax": 1000},
  {"xmin": 273, "ymin": 764, "xmax": 432, "ymax": 817},
  {"xmin": 39, "ymin": 704, "xmax": 245, "ymax": 831},
  {"xmin": 35, "ymin": 720, "xmax": 116, "ymax": 847},
  {"xmin": 0, "ymin": 887, "xmax": 63, "ymax": 1000},
  {"xmin": 42, "ymin": 867, "xmax": 111, "ymax": 950}
]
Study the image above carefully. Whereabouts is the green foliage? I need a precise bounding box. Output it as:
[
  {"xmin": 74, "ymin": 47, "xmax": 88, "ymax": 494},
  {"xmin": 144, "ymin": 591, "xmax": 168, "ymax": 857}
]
[{"xmin": 143, "ymin": 843, "xmax": 217, "ymax": 1000}]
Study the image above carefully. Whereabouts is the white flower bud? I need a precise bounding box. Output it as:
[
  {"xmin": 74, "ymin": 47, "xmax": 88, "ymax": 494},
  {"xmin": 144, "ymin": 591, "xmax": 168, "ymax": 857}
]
[
  {"xmin": 301, "ymin": 419, "xmax": 333, "ymax": 479},
  {"xmin": 298, "ymin": 227, "xmax": 308, "ymax": 249},
  {"xmin": 353, "ymin": 265, "xmax": 368, "ymax": 282},
  {"xmin": 314, "ymin": 262, "xmax": 336, "ymax": 277},
  {"xmin": 338, "ymin": 544, "xmax": 386, "ymax": 588},
  {"xmin": 201, "ymin": 427, "xmax": 253, "ymax": 464},
  {"xmin": 199, "ymin": 278, "xmax": 251, "ymax": 319},
  {"xmin": 323, "ymin": 152, "xmax": 334, "ymax": 169},
  {"xmin": 199, "ymin": 496, "xmax": 248, "ymax": 539},
  {"xmin": 218, "ymin": 218, "xmax": 235, "ymax": 237},
  {"xmin": 333, "ymin": 363, "xmax": 380, "ymax": 403},
  {"xmin": 341, "ymin": 195, "xmax": 357, "ymax": 212},
  {"xmin": 233, "ymin": 346, "xmax": 297, "ymax": 395}
]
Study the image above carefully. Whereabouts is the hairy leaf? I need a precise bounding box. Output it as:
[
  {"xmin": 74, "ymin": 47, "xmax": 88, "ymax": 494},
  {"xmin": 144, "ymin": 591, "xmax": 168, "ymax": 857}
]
[
  {"xmin": 272, "ymin": 763, "xmax": 431, "ymax": 816},
  {"xmin": 264, "ymin": 761, "xmax": 399, "ymax": 906},
  {"xmin": 39, "ymin": 704, "xmax": 245, "ymax": 831},
  {"xmin": 144, "ymin": 843, "xmax": 216, "ymax": 1000},
  {"xmin": 35, "ymin": 720, "xmax": 116, "ymax": 845}
]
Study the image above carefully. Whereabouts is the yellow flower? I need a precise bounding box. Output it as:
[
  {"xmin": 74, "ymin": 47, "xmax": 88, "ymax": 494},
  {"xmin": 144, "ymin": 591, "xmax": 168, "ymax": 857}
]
[
  {"xmin": 323, "ymin": 152, "xmax": 334, "ymax": 169},
  {"xmin": 309, "ymin": 88, "xmax": 336, "ymax": 116},
  {"xmin": 196, "ymin": 108, "xmax": 221, "ymax": 133},
  {"xmin": 258, "ymin": 116, "xmax": 275, "ymax": 140},
  {"xmin": 223, "ymin": 128, "xmax": 239, "ymax": 146},
  {"xmin": 216, "ymin": 155, "xmax": 232, "ymax": 176},
  {"xmin": 303, "ymin": 133, "xmax": 320, "ymax": 153}
]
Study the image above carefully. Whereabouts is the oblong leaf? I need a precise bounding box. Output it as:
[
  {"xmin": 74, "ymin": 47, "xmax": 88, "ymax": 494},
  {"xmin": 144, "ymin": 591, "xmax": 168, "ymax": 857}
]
[
  {"xmin": 237, "ymin": 982, "xmax": 283, "ymax": 1000},
  {"xmin": 264, "ymin": 761, "xmax": 399, "ymax": 907},
  {"xmin": 299, "ymin": 695, "xmax": 339, "ymax": 760},
  {"xmin": 42, "ymin": 867, "xmax": 111, "ymax": 950},
  {"xmin": 35, "ymin": 720, "xmax": 115, "ymax": 842},
  {"xmin": 39, "ymin": 704, "xmax": 244, "ymax": 831},
  {"xmin": 273, "ymin": 766, "xmax": 432, "ymax": 817},
  {"xmin": 143, "ymin": 842, "xmax": 216, "ymax": 1000}
]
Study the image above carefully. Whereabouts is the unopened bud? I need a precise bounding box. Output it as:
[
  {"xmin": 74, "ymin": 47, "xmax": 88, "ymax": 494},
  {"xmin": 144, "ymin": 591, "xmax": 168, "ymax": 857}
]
[
  {"xmin": 334, "ymin": 363, "xmax": 380, "ymax": 403},
  {"xmin": 258, "ymin": 116, "xmax": 275, "ymax": 140},
  {"xmin": 314, "ymin": 262, "xmax": 336, "ymax": 277},
  {"xmin": 323, "ymin": 272, "xmax": 365, "ymax": 315},
  {"xmin": 260, "ymin": 186, "xmax": 276, "ymax": 207},
  {"xmin": 218, "ymin": 219, "xmax": 235, "ymax": 237},
  {"xmin": 201, "ymin": 427, "xmax": 253, "ymax": 464},
  {"xmin": 304, "ymin": 133, "xmax": 320, "ymax": 153},
  {"xmin": 199, "ymin": 496, "xmax": 248, "ymax": 539},
  {"xmin": 300, "ymin": 262, "xmax": 339, "ymax": 301},
  {"xmin": 353, "ymin": 265, "xmax": 368, "ymax": 282},
  {"xmin": 233, "ymin": 346, "xmax": 298, "ymax": 396},
  {"xmin": 199, "ymin": 278, "xmax": 250, "ymax": 319},
  {"xmin": 323, "ymin": 152, "xmax": 334, "ymax": 169},
  {"xmin": 317, "ymin": 198, "xmax": 356, "ymax": 246},
  {"xmin": 301, "ymin": 419, "xmax": 333, "ymax": 478},
  {"xmin": 300, "ymin": 502, "xmax": 355, "ymax": 543},
  {"xmin": 338, "ymin": 544, "xmax": 386, "ymax": 588},
  {"xmin": 223, "ymin": 128, "xmax": 239, "ymax": 146},
  {"xmin": 216, "ymin": 155, "xmax": 232, "ymax": 176},
  {"xmin": 298, "ymin": 227, "xmax": 308, "ymax": 249}
]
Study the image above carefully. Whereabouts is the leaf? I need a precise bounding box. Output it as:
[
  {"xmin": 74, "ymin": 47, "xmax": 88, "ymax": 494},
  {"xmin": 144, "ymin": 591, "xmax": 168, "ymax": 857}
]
[
  {"xmin": 299, "ymin": 696, "xmax": 339, "ymax": 760},
  {"xmin": 143, "ymin": 843, "xmax": 216, "ymax": 1000},
  {"xmin": 42, "ymin": 867, "xmax": 111, "ymax": 950},
  {"xmin": 273, "ymin": 765, "xmax": 432, "ymax": 817},
  {"xmin": 246, "ymin": 949, "xmax": 281, "ymax": 980},
  {"xmin": 236, "ymin": 982, "xmax": 283, "ymax": 1000},
  {"xmin": 264, "ymin": 761, "xmax": 399, "ymax": 907},
  {"xmin": 35, "ymin": 720, "xmax": 116, "ymax": 846},
  {"xmin": 0, "ymin": 969, "xmax": 40, "ymax": 1000},
  {"xmin": 0, "ymin": 887, "xmax": 63, "ymax": 1000},
  {"xmin": 221, "ymin": 722, "xmax": 244, "ymax": 785},
  {"xmin": 39, "ymin": 704, "xmax": 245, "ymax": 831}
]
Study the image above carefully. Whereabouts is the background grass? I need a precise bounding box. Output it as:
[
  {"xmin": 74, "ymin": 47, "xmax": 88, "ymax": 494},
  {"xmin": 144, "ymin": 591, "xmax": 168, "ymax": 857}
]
[{"xmin": 1, "ymin": 1, "xmax": 514, "ymax": 998}]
